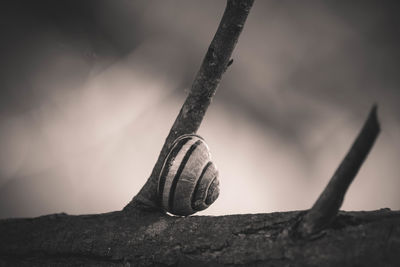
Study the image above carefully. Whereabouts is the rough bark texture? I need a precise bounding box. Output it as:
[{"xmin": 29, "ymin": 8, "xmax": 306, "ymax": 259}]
[
  {"xmin": 126, "ymin": 0, "xmax": 254, "ymax": 212},
  {"xmin": 1, "ymin": 209, "xmax": 399, "ymax": 266}
]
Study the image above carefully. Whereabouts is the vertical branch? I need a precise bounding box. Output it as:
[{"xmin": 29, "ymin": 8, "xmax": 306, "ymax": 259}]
[
  {"xmin": 297, "ymin": 105, "xmax": 380, "ymax": 236},
  {"xmin": 125, "ymin": 0, "xmax": 255, "ymax": 212}
]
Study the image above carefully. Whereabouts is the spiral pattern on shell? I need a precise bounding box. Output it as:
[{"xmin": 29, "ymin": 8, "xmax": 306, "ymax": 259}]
[{"xmin": 158, "ymin": 134, "xmax": 220, "ymax": 216}]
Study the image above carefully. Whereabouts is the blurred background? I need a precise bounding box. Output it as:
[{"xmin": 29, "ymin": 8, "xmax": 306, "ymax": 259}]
[{"xmin": 0, "ymin": 0, "xmax": 399, "ymax": 218}]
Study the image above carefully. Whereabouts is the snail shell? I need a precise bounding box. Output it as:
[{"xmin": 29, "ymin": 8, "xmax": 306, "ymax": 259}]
[{"xmin": 158, "ymin": 134, "xmax": 220, "ymax": 216}]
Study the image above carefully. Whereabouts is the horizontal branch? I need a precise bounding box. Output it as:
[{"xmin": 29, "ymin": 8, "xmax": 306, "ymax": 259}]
[
  {"xmin": 297, "ymin": 105, "xmax": 380, "ymax": 236},
  {"xmin": 0, "ymin": 209, "xmax": 399, "ymax": 266}
]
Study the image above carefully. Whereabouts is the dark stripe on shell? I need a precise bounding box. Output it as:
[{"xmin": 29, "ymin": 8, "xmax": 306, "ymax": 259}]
[
  {"xmin": 191, "ymin": 161, "xmax": 212, "ymax": 210},
  {"xmin": 205, "ymin": 177, "xmax": 219, "ymax": 205},
  {"xmin": 158, "ymin": 137, "xmax": 190, "ymax": 204},
  {"xmin": 168, "ymin": 140, "xmax": 201, "ymax": 213}
]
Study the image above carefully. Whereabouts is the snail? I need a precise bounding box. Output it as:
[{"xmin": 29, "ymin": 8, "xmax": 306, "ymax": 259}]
[{"xmin": 158, "ymin": 134, "xmax": 220, "ymax": 216}]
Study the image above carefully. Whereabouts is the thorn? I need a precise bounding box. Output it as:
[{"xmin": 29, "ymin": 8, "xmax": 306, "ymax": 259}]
[{"xmin": 297, "ymin": 104, "xmax": 380, "ymax": 236}]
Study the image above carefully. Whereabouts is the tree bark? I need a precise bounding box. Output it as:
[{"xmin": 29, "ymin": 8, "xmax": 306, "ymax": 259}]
[{"xmin": 1, "ymin": 209, "xmax": 399, "ymax": 266}]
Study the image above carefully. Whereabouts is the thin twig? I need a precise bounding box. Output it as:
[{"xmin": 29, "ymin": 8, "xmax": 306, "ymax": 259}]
[
  {"xmin": 297, "ymin": 105, "xmax": 380, "ymax": 236},
  {"xmin": 124, "ymin": 0, "xmax": 255, "ymax": 212}
]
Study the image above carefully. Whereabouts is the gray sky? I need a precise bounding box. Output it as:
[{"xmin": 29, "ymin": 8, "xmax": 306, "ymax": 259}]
[{"xmin": 0, "ymin": 0, "xmax": 399, "ymax": 218}]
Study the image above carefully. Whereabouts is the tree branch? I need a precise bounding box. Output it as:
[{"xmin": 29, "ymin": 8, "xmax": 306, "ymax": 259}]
[
  {"xmin": 1, "ymin": 210, "xmax": 399, "ymax": 266},
  {"xmin": 125, "ymin": 0, "xmax": 255, "ymax": 212},
  {"xmin": 297, "ymin": 105, "xmax": 380, "ymax": 236}
]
